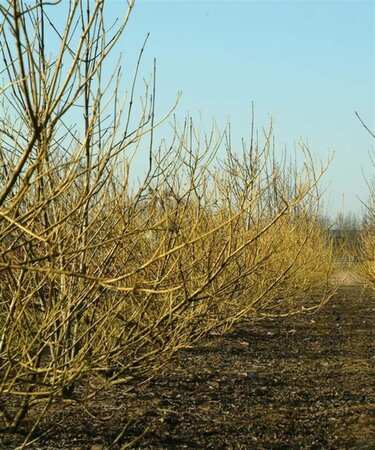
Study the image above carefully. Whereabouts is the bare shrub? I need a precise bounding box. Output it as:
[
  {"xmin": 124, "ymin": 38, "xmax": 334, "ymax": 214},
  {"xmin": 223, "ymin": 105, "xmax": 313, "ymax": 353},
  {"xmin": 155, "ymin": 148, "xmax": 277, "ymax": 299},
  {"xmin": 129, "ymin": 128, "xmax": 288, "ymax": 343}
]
[
  {"xmin": 355, "ymin": 111, "xmax": 375, "ymax": 287},
  {"xmin": 0, "ymin": 0, "xmax": 334, "ymax": 438},
  {"xmin": 359, "ymin": 169, "xmax": 375, "ymax": 287}
]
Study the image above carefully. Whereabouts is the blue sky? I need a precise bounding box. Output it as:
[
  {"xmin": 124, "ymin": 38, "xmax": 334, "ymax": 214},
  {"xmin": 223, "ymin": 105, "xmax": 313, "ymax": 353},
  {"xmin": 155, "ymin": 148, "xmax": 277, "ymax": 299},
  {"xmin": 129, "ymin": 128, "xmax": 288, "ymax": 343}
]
[
  {"xmin": 44, "ymin": 0, "xmax": 373, "ymax": 217},
  {"xmin": 114, "ymin": 0, "xmax": 374, "ymax": 217}
]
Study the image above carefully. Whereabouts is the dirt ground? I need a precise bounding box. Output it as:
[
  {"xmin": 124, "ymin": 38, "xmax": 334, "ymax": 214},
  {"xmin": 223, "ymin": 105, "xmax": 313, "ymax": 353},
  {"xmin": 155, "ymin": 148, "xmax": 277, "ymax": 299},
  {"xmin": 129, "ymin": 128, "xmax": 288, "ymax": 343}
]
[{"xmin": 2, "ymin": 282, "xmax": 374, "ymax": 449}]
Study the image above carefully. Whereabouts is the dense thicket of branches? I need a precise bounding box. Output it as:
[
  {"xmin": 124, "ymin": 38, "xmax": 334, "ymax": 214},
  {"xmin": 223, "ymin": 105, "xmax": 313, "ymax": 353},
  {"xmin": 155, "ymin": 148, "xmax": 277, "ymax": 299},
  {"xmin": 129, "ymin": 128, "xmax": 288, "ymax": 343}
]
[{"xmin": 0, "ymin": 0, "xmax": 334, "ymax": 440}]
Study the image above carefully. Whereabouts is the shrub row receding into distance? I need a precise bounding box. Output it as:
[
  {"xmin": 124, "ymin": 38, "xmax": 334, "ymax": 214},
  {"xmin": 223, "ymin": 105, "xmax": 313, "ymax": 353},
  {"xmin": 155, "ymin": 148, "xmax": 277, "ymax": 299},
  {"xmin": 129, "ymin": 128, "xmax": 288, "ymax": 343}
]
[{"xmin": 0, "ymin": 0, "xmax": 334, "ymax": 439}]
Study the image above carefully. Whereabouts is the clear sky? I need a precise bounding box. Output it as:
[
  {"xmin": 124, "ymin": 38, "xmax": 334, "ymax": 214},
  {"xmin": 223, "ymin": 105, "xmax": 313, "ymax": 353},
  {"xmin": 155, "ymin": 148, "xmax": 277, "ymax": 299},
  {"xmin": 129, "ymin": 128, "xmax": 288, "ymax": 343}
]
[
  {"xmin": 115, "ymin": 0, "xmax": 374, "ymax": 218},
  {"xmin": 43, "ymin": 1, "xmax": 374, "ymax": 217}
]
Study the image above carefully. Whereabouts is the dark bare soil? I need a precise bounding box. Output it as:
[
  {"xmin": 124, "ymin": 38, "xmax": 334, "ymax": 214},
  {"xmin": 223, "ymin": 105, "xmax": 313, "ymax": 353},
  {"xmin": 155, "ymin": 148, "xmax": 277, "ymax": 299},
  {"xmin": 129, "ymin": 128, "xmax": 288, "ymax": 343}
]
[{"xmin": 2, "ymin": 285, "xmax": 374, "ymax": 449}]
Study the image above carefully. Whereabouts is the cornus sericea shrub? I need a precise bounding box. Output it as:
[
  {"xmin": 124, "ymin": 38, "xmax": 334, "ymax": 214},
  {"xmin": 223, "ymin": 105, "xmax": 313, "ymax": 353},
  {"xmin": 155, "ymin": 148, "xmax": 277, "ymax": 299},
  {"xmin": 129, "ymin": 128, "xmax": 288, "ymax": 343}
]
[
  {"xmin": 359, "ymin": 173, "xmax": 375, "ymax": 287},
  {"xmin": 355, "ymin": 112, "xmax": 375, "ymax": 288},
  {"xmin": 0, "ymin": 0, "xmax": 334, "ymax": 437}
]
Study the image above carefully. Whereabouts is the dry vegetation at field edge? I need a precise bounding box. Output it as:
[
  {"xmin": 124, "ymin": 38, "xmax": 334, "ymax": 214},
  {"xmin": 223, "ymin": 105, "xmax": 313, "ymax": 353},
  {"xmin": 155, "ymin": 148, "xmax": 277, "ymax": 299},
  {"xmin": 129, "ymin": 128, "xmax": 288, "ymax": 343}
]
[{"xmin": 2, "ymin": 282, "xmax": 373, "ymax": 449}]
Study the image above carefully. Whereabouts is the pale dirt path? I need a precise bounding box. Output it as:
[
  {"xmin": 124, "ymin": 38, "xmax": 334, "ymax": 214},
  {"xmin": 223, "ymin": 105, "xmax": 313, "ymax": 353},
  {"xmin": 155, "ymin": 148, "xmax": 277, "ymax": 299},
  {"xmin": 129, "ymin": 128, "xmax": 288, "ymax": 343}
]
[{"xmin": 330, "ymin": 269, "xmax": 364, "ymax": 286}]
